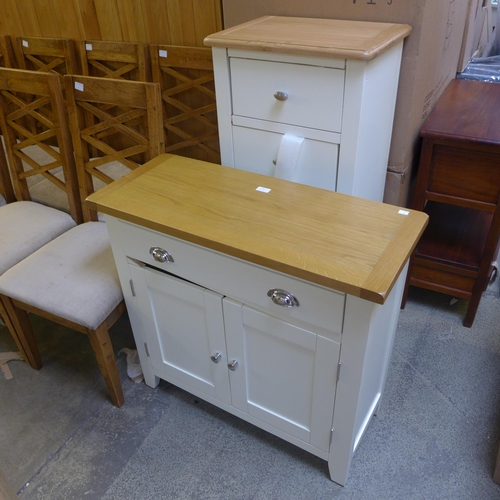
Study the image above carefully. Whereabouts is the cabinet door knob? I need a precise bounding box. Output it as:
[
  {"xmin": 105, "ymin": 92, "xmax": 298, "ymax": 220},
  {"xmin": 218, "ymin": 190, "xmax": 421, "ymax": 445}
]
[
  {"xmin": 211, "ymin": 352, "xmax": 222, "ymax": 364},
  {"xmin": 149, "ymin": 247, "xmax": 174, "ymax": 263},
  {"xmin": 267, "ymin": 288, "xmax": 300, "ymax": 307},
  {"xmin": 273, "ymin": 91, "xmax": 288, "ymax": 101},
  {"xmin": 227, "ymin": 360, "xmax": 238, "ymax": 371}
]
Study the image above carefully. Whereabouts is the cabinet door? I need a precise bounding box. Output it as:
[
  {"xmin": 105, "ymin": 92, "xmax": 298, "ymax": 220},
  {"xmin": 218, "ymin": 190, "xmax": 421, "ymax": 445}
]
[
  {"xmin": 223, "ymin": 298, "xmax": 340, "ymax": 452},
  {"xmin": 232, "ymin": 125, "xmax": 339, "ymax": 191},
  {"xmin": 128, "ymin": 264, "xmax": 231, "ymax": 405}
]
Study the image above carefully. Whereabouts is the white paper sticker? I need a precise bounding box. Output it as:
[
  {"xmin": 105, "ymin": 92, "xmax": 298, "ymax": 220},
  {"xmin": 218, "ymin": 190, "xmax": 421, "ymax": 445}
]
[
  {"xmin": 74, "ymin": 82, "xmax": 84, "ymax": 92},
  {"xmin": 398, "ymin": 209, "xmax": 409, "ymax": 216},
  {"xmin": 159, "ymin": 50, "xmax": 168, "ymax": 58},
  {"xmin": 256, "ymin": 186, "xmax": 271, "ymax": 193},
  {"xmin": 86, "ymin": 43, "xmax": 93, "ymax": 51},
  {"xmin": 22, "ymin": 40, "xmax": 28, "ymax": 47}
]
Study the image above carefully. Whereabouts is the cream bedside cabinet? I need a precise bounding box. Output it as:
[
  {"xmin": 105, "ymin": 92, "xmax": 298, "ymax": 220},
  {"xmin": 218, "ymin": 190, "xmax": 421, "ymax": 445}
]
[
  {"xmin": 87, "ymin": 154, "xmax": 427, "ymax": 485},
  {"xmin": 204, "ymin": 16, "xmax": 411, "ymax": 201}
]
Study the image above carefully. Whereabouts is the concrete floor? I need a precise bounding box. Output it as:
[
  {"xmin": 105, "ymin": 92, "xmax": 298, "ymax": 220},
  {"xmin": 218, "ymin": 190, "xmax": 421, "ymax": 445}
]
[{"xmin": 1, "ymin": 283, "xmax": 500, "ymax": 499}]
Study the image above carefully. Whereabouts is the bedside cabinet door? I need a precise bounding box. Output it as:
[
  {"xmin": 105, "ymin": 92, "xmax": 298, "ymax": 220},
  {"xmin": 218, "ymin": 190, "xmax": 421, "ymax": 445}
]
[{"xmin": 232, "ymin": 125, "xmax": 339, "ymax": 191}]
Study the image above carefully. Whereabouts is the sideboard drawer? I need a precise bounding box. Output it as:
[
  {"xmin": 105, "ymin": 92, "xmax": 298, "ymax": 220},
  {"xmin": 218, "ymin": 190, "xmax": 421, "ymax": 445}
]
[
  {"xmin": 230, "ymin": 57, "xmax": 345, "ymax": 133},
  {"xmin": 116, "ymin": 219, "xmax": 345, "ymax": 336}
]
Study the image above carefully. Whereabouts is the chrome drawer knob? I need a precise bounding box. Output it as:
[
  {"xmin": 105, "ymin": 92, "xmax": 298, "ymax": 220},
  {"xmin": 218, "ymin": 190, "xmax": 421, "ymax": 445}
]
[
  {"xmin": 149, "ymin": 247, "xmax": 174, "ymax": 263},
  {"xmin": 267, "ymin": 288, "xmax": 299, "ymax": 307},
  {"xmin": 227, "ymin": 360, "xmax": 238, "ymax": 371},
  {"xmin": 273, "ymin": 91, "xmax": 288, "ymax": 101},
  {"xmin": 211, "ymin": 352, "xmax": 222, "ymax": 364}
]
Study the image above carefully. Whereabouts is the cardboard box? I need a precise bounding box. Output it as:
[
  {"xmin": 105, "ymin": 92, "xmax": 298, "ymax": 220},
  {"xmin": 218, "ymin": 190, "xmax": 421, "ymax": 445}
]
[
  {"xmin": 458, "ymin": 0, "xmax": 493, "ymax": 72},
  {"xmin": 383, "ymin": 164, "xmax": 414, "ymax": 207},
  {"xmin": 222, "ymin": 0, "xmax": 471, "ymax": 205}
]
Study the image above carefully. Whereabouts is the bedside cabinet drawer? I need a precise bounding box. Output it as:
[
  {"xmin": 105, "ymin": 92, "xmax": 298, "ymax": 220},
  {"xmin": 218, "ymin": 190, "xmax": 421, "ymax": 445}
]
[
  {"xmin": 232, "ymin": 125, "xmax": 339, "ymax": 192},
  {"xmin": 230, "ymin": 57, "xmax": 344, "ymax": 133}
]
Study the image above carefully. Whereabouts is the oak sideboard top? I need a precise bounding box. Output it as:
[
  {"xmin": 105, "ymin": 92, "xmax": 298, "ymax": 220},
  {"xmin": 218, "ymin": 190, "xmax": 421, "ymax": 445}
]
[
  {"xmin": 87, "ymin": 154, "xmax": 427, "ymax": 304},
  {"xmin": 204, "ymin": 16, "xmax": 412, "ymax": 60}
]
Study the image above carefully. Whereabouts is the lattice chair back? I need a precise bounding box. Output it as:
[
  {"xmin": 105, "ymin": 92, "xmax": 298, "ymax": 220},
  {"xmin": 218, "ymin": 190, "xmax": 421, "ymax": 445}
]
[
  {"xmin": 79, "ymin": 40, "xmax": 151, "ymax": 81},
  {"xmin": 150, "ymin": 45, "xmax": 220, "ymax": 164},
  {"xmin": 14, "ymin": 36, "xmax": 80, "ymax": 82},
  {"xmin": 0, "ymin": 68, "xmax": 82, "ymax": 222},
  {"xmin": 64, "ymin": 75, "xmax": 164, "ymax": 221},
  {"xmin": 0, "ymin": 69, "xmax": 82, "ymax": 369}
]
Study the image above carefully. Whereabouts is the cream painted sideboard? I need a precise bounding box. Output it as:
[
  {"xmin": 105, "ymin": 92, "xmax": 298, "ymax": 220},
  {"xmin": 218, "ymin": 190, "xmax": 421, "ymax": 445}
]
[
  {"xmin": 204, "ymin": 16, "xmax": 412, "ymax": 202},
  {"xmin": 87, "ymin": 154, "xmax": 427, "ymax": 486}
]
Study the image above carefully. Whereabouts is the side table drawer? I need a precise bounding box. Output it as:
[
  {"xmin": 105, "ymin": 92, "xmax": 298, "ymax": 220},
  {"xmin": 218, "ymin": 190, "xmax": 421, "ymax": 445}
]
[
  {"xmin": 230, "ymin": 57, "xmax": 345, "ymax": 133},
  {"xmin": 114, "ymin": 219, "xmax": 345, "ymax": 337},
  {"xmin": 232, "ymin": 125, "xmax": 339, "ymax": 191}
]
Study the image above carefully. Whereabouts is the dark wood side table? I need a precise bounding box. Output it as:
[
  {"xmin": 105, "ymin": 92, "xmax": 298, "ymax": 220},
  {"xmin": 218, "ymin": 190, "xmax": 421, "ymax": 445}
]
[{"xmin": 402, "ymin": 78, "xmax": 500, "ymax": 327}]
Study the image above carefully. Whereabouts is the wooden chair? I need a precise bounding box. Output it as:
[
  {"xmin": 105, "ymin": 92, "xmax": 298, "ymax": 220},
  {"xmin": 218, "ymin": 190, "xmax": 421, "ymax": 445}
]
[
  {"xmin": 0, "ymin": 36, "xmax": 15, "ymax": 68},
  {"xmin": 14, "ymin": 36, "xmax": 79, "ymax": 80},
  {"xmin": 79, "ymin": 40, "xmax": 150, "ymax": 81},
  {"xmin": 64, "ymin": 75, "xmax": 164, "ymax": 220},
  {"xmin": 0, "ymin": 68, "xmax": 83, "ymax": 367},
  {"xmin": 78, "ymin": 40, "xmax": 151, "ymax": 159},
  {"xmin": 150, "ymin": 45, "xmax": 220, "ymax": 164},
  {"xmin": 0, "ymin": 77, "xmax": 164, "ymax": 407}
]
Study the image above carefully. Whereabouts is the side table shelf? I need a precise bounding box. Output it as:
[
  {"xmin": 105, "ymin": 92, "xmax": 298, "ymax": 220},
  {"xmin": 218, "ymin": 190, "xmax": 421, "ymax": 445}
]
[{"xmin": 402, "ymin": 79, "xmax": 500, "ymax": 327}]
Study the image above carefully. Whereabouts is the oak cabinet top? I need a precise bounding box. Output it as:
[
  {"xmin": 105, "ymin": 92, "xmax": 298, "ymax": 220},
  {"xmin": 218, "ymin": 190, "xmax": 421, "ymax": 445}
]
[
  {"xmin": 204, "ymin": 16, "xmax": 412, "ymax": 60},
  {"xmin": 87, "ymin": 154, "xmax": 427, "ymax": 304}
]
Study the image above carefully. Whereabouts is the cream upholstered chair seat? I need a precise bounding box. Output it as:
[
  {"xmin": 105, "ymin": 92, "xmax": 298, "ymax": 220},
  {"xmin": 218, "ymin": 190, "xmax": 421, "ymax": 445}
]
[
  {"xmin": 0, "ymin": 222, "xmax": 122, "ymax": 330},
  {"xmin": 0, "ymin": 201, "xmax": 76, "ymax": 276}
]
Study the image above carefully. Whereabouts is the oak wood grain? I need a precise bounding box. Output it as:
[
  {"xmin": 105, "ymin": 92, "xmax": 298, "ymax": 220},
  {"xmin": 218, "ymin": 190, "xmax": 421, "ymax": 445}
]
[
  {"xmin": 204, "ymin": 16, "xmax": 412, "ymax": 60},
  {"xmin": 87, "ymin": 154, "xmax": 427, "ymax": 304}
]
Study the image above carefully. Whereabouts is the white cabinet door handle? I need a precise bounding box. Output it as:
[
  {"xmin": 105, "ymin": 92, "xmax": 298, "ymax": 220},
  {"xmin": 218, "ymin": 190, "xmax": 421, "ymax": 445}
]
[{"xmin": 227, "ymin": 360, "xmax": 238, "ymax": 371}]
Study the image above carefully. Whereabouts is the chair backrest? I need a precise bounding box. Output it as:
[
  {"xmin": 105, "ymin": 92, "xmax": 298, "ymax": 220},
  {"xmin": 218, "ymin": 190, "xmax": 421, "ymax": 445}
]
[
  {"xmin": 14, "ymin": 36, "xmax": 80, "ymax": 81},
  {"xmin": 0, "ymin": 68, "xmax": 82, "ymax": 222},
  {"xmin": 64, "ymin": 75, "xmax": 165, "ymax": 221},
  {"xmin": 0, "ymin": 35, "xmax": 15, "ymax": 68},
  {"xmin": 150, "ymin": 45, "xmax": 220, "ymax": 164},
  {"xmin": 79, "ymin": 40, "xmax": 151, "ymax": 81}
]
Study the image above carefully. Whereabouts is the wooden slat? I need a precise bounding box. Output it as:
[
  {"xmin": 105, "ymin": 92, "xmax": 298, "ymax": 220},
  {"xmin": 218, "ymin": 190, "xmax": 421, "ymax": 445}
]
[
  {"xmin": 33, "ymin": 0, "xmax": 61, "ymax": 38},
  {"xmin": 16, "ymin": 0, "xmax": 42, "ymax": 37},
  {"xmin": 168, "ymin": 0, "xmax": 197, "ymax": 46},
  {"xmin": 52, "ymin": 0, "xmax": 81, "ymax": 39},
  {"xmin": 72, "ymin": 0, "xmax": 102, "ymax": 40},
  {"xmin": 118, "ymin": 0, "xmax": 147, "ymax": 43},
  {"xmin": 0, "ymin": 1, "xmax": 223, "ymax": 48},
  {"xmin": 1, "ymin": 0, "xmax": 24, "ymax": 37},
  {"xmin": 141, "ymin": 0, "xmax": 171, "ymax": 44},
  {"xmin": 93, "ymin": 0, "xmax": 123, "ymax": 41},
  {"xmin": 193, "ymin": 0, "xmax": 223, "ymax": 46}
]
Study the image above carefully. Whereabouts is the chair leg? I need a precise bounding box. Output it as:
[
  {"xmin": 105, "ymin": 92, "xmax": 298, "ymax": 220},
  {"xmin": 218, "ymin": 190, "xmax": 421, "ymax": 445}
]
[
  {"xmin": 87, "ymin": 323, "xmax": 124, "ymax": 408},
  {"xmin": 0, "ymin": 295, "xmax": 42, "ymax": 369}
]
